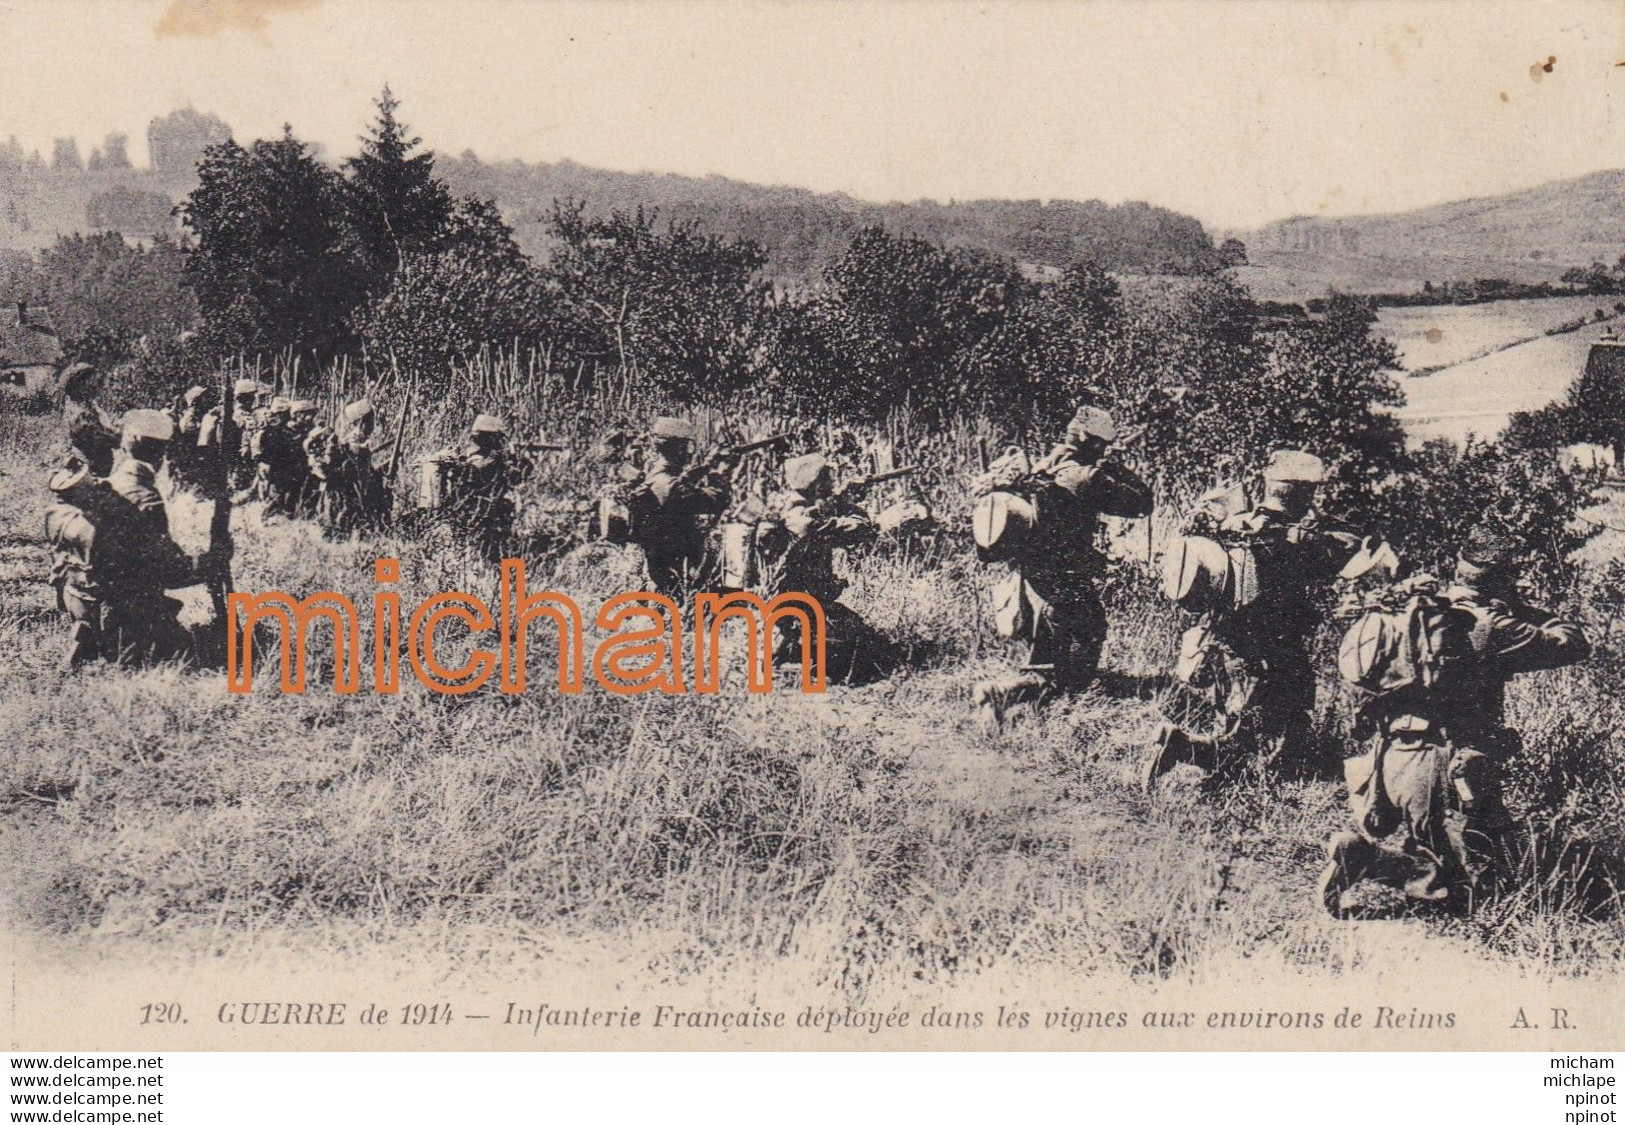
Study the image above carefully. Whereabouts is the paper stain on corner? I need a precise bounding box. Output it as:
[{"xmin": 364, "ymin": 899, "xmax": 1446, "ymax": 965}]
[{"xmin": 153, "ymin": 0, "xmax": 321, "ymax": 41}]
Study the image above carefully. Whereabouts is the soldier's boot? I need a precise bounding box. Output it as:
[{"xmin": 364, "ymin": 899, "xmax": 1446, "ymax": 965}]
[
  {"xmin": 63, "ymin": 621, "xmax": 101, "ymax": 672},
  {"xmin": 1141, "ymin": 724, "xmax": 1218, "ymax": 793},
  {"xmin": 1317, "ymin": 831, "xmax": 1374, "ymax": 918},
  {"xmin": 972, "ymin": 680, "xmax": 1004, "ymax": 728},
  {"xmin": 973, "ymin": 674, "xmax": 1048, "ymax": 728}
]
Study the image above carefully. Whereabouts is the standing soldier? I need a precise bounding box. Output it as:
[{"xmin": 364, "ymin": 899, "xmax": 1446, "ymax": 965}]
[
  {"xmin": 200, "ymin": 378, "xmax": 264, "ymax": 497},
  {"xmin": 432, "ymin": 414, "xmax": 556, "ymax": 561},
  {"xmin": 60, "ymin": 410, "xmax": 226, "ymax": 666},
  {"xmin": 757, "ymin": 453, "xmax": 901, "ymax": 684},
  {"xmin": 167, "ymin": 384, "xmax": 215, "ymax": 491},
  {"xmin": 626, "ymin": 417, "xmax": 733, "ymax": 596},
  {"xmin": 971, "ymin": 405, "xmax": 1153, "ymax": 725},
  {"xmin": 1319, "ymin": 524, "xmax": 1589, "ymax": 913},
  {"xmin": 1143, "ymin": 448, "xmax": 1362, "ymax": 791},
  {"xmin": 58, "ymin": 362, "xmax": 119, "ymax": 477}
]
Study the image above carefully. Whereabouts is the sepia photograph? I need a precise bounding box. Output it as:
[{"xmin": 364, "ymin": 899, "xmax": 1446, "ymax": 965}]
[{"xmin": 1, "ymin": 0, "xmax": 1623, "ymax": 1051}]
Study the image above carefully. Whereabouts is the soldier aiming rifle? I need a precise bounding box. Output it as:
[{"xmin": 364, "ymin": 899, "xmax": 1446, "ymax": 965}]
[
  {"xmin": 970, "ymin": 405, "xmax": 1153, "ymax": 726},
  {"xmin": 609, "ymin": 418, "xmax": 794, "ymax": 596},
  {"xmin": 752, "ymin": 453, "xmax": 917, "ymax": 685},
  {"xmin": 422, "ymin": 414, "xmax": 565, "ymax": 562}
]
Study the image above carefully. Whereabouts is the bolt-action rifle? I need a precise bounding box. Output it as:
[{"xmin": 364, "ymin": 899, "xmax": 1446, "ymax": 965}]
[
  {"xmin": 383, "ymin": 379, "xmax": 418, "ymax": 486},
  {"xmin": 671, "ymin": 431, "xmax": 796, "ymax": 490},
  {"xmin": 833, "ymin": 465, "xmax": 916, "ymax": 500},
  {"xmin": 207, "ymin": 365, "xmax": 236, "ymax": 625}
]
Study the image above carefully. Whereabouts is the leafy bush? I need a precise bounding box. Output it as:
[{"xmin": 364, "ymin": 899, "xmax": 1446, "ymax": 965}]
[
  {"xmin": 544, "ymin": 202, "xmax": 774, "ymax": 402},
  {"xmin": 354, "ymin": 198, "xmax": 555, "ymax": 380},
  {"xmin": 1366, "ymin": 438, "xmax": 1600, "ymax": 599}
]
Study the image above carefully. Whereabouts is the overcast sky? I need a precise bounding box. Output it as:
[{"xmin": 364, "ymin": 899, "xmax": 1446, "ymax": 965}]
[{"xmin": 2, "ymin": 0, "xmax": 1623, "ymax": 231}]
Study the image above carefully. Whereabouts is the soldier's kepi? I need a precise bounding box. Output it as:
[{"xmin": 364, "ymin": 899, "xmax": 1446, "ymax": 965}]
[
  {"xmin": 1144, "ymin": 447, "xmax": 1363, "ymax": 791},
  {"xmin": 971, "ymin": 403, "xmax": 1153, "ymax": 725},
  {"xmin": 623, "ymin": 416, "xmax": 734, "ymax": 596}
]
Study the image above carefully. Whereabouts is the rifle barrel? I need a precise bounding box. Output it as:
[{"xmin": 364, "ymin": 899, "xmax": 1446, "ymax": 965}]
[
  {"xmin": 208, "ymin": 365, "xmax": 236, "ymax": 620},
  {"xmin": 727, "ymin": 432, "xmax": 794, "ymax": 456}
]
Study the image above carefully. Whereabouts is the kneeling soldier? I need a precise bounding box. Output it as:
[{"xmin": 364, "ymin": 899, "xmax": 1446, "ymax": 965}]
[
  {"xmin": 49, "ymin": 411, "xmax": 226, "ymax": 667},
  {"xmin": 1319, "ymin": 523, "xmax": 1589, "ymax": 913},
  {"xmin": 626, "ymin": 417, "xmax": 733, "ymax": 596},
  {"xmin": 434, "ymin": 414, "xmax": 553, "ymax": 561},
  {"xmin": 1144, "ymin": 448, "xmax": 1361, "ymax": 790},
  {"xmin": 760, "ymin": 453, "xmax": 898, "ymax": 685},
  {"xmin": 972, "ymin": 405, "xmax": 1152, "ymax": 724}
]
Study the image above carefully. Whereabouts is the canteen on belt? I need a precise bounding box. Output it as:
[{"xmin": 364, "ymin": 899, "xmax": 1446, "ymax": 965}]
[
  {"xmin": 972, "ymin": 491, "xmax": 1036, "ymax": 563},
  {"xmin": 417, "ymin": 458, "xmax": 447, "ymax": 510},
  {"xmin": 1162, "ymin": 534, "xmax": 1234, "ymax": 612},
  {"xmin": 598, "ymin": 495, "xmax": 632, "ymax": 543}
]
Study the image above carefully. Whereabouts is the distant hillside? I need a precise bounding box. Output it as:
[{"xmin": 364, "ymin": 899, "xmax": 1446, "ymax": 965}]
[
  {"xmin": 432, "ymin": 156, "xmax": 1222, "ymax": 279},
  {"xmin": 1240, "ymin": 169, "xmax": 1625, "ymax": 302},
  {"xmin": 0, "ymin": 110, "xmax": 1220, "ymax": 278}
]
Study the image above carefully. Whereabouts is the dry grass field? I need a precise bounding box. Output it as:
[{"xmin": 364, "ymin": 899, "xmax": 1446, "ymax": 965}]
[
  {"xmin": 2, "ymin": 384, "xmax": 1622, "ymax": 1005},
  {"xmin": 1367, "ymin": 298, "xmax": 1625, "ymax": 443}
]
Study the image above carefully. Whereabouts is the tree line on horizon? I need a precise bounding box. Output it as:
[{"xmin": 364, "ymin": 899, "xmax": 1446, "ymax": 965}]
[{"xmin": 0, "ymin": 89, "xmax": 1608, "ymax": 600}]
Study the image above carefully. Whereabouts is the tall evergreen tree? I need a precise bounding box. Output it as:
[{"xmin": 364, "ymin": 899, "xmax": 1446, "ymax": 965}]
[{"xmin": 344, "ymin": 85, "xmax": 453, "ymax": 284}]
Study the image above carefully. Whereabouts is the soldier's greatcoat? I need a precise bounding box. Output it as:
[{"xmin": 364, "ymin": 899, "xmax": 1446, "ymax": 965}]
[
  {"xmin": 988, "ymin": 447, "xmax": 1151, "ymax": 707},
  {"xmin": 629, "ymin": 453, "xmax": 730, "ymax": 595},
  {"xmin": 1348, "ymin": 585, "xmax": 1588, "ymax": 895},
  {"xmin": 764, "ymin": 489, "xmax": 890, "ymax": 684},
  {"xmin": 438, "ymin": 444, "xmax": 534, "ymax": 561},
  {"xmin": 46, "ymin": 458, "xmax": 206, "ymax": 666}
]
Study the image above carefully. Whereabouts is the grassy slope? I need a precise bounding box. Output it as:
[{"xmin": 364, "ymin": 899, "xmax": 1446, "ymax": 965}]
[
  {"xmin": 1240, "ymin": 169, "xmax": 1625, "ymax": 301},
  {"xmin": 1, "ymin": 408, "xmax": 1620, "ymax": 1002}
]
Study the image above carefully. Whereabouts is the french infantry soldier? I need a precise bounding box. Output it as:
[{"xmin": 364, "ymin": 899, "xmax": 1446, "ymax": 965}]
[
  {"xmin": 434, "ymin": 413, "xmax": 555, "ymax": 561},
  {"xmin": 1319, "ymin": 523, "xmax": 1589, "ymax": 913},
  {"xmin": 972, "ymin": 405, "xmax": 1153, "ymax": 725},
  {"xmin": 252, "ymin": 397, "xmax": 306, "ymax": 516},
  {"xmin": 287, "ymin": 400, "xmax": 322, "ymax": 516},
  {"xmin": 199, "ymin": 378, "xmax": 264, "ymax": 497},
  {"xmin": 58, "ymin": 362, "xmax": 119, "ymax": 478},
  {"xmin": 45, "ymin": 410, "xmax": 227, "ymax": 668},
  {"xmin": 758, "ymin": 452, "xmax": 899, "ymax": 684},
  {"xmin": 1143, "ymin": 448, "xmax": 1362, "ymax": 791},
  {"xmin": 311, "ymin": 398, "xmax": 390, "ymax": 534},
  {"xmin": 626, "ymin": 417, "xmax": 733, "ymax": 596},
  {"xmin": 167, "ymin": 384, "xmax": 216, "ymax": 492}
]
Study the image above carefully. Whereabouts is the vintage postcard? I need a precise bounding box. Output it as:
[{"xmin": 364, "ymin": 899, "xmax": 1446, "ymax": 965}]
[{"xmin": 2, "ymin": 0, "xmax": 1622, "ymax": 1051}]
